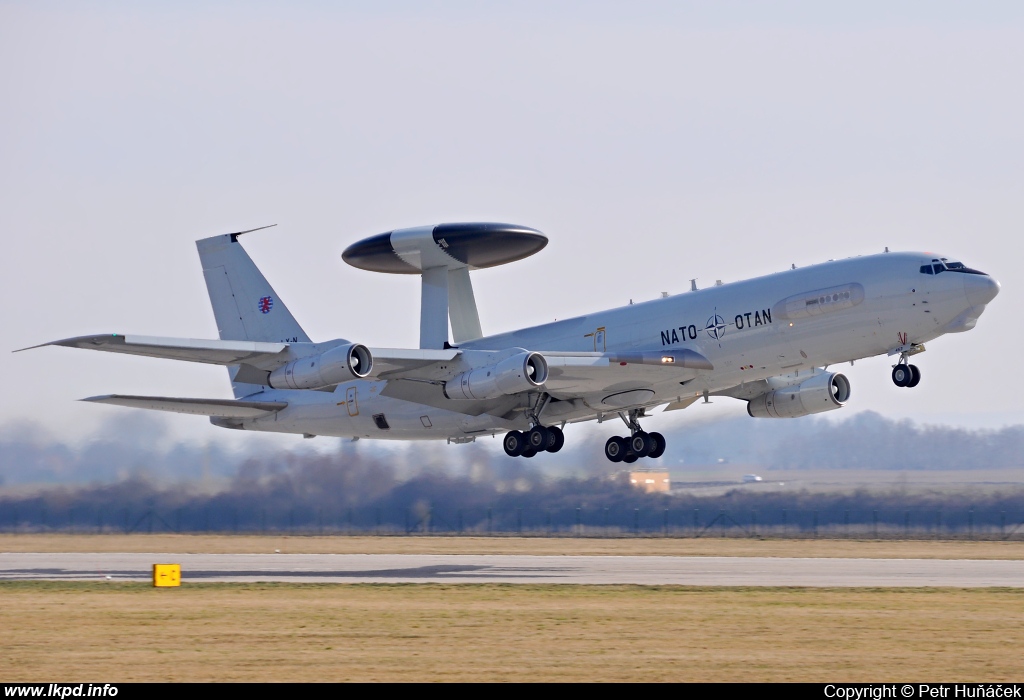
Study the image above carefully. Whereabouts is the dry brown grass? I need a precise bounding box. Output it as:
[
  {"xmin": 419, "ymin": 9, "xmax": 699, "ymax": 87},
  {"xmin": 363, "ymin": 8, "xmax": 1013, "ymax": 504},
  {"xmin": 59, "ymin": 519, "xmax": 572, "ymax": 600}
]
[
  {"xmin": 3, "ymin": 533, "xmax": 1024, "ymax": 559},
  {"xmin": 2, "ymin": 582, "xmax": 1022, "ymax": 682}
]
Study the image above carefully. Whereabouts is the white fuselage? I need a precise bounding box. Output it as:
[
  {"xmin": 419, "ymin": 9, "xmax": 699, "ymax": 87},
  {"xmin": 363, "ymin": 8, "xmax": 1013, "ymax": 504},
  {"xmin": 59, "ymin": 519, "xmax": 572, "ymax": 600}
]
[{"xmin": 231, "ymin": 252, "xmax": 994, "ymax": 440}]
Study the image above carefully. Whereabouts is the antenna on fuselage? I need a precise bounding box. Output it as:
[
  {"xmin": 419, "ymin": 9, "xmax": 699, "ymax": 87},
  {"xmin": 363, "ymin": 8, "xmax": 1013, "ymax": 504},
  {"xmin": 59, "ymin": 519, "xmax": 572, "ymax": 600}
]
[
  {"xmin": 228, "ymin": 224, "xmax": 277, "ymax": 242},
  {"xmin": 341, "ymin": 223, "xmax": 548, "ymax": 349}
]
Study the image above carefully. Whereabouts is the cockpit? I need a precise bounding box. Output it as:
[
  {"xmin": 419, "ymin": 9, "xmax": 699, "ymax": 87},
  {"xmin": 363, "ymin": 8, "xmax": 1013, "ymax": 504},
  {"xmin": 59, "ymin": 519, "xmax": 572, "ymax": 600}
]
[{"xmin": 919, "ymin": 258, "xmax": 987, "ymax": 276}]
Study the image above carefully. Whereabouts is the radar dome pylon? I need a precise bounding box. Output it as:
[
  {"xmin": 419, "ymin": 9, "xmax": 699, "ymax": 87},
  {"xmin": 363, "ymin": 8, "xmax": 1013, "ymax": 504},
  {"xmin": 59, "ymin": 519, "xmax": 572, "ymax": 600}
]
[{"xmin": 342, "ymin": 223, "xmax": 548, "ymax": 349}]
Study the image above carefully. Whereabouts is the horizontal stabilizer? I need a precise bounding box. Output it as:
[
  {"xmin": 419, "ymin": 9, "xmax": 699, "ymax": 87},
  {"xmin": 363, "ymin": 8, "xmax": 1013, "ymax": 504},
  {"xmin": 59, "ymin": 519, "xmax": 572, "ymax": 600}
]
[
  {"xmin": 82, "ymin": 394, "xmax": 287, "ymax": 418},
  {"xmin": 20, "ymin": 334, "xmax": 289, "ymax": 366}
]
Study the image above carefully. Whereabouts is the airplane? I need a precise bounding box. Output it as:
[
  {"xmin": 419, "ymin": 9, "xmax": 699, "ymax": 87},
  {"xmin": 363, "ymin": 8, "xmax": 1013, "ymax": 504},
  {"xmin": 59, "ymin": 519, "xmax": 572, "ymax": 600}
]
[{"xmin": 20, "ymin": 223, "xmax": 1000, "ymax": 463}]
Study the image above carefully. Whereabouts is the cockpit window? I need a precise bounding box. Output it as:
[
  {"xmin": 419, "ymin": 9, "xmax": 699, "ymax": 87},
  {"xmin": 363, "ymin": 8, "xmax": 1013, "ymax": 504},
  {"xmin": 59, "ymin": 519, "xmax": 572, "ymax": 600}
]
[{"xmin": 923, "ymin": 259, "xmax": 987, "ymax": 276}]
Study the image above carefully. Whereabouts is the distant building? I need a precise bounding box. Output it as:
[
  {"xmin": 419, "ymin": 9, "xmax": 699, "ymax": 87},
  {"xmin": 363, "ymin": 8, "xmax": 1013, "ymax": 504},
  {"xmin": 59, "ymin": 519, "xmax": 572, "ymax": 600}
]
[
  {"xmin": 743, "ymin": 474, "xmax": 763, "ymax": 483},
  {"xmin": 628, "ymin": 469, "xmax": 671, "ymax": 493}
]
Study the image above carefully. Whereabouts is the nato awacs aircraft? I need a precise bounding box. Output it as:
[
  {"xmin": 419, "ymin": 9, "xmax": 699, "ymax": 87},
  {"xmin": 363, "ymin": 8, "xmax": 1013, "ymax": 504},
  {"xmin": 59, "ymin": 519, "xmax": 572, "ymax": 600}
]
[{"xmin": 23, "ymin": 223, "xmax": 1000, "ymax": 463}]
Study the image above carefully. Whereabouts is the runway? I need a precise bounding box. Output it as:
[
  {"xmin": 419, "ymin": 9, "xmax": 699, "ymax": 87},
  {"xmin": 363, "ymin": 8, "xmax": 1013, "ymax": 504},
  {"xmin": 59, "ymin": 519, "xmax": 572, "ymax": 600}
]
[{"xmin": 2, "ymin": 552, "xmax": 1023, "ymax": 586}]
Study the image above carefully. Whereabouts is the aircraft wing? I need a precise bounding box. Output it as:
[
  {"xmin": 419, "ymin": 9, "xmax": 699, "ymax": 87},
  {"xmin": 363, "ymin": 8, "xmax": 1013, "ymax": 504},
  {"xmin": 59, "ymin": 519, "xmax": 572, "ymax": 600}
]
[
  {"xmin": 373, "ymin": 348, "xmax": 711, "ymax": 393},
  {"xmin": 378, "ymin": 347, "xmax": 713, "ymax": 416},
  {"xmin": 20, "ymin": 334, "xmax": 289, "ymax": 366},
  {"xmin": 21, "ymin": 335, "xmax": 465, "ymax": 374},
  {"xmin": 82, "ymin": 394, "xmax": 287, "ymax": 418}
]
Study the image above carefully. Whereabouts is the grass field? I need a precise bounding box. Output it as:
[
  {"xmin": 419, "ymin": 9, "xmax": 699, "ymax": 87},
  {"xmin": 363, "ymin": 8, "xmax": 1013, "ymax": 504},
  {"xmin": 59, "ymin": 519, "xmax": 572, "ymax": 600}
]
[
  {"xmin": 2, "ymin": 582, "xmax": 1022, "ymax": 682},
  {"xmin": 4, "ymin": 536, "xmax": 1022, "ymax": 681},
  {"xmin": 3, "ymin": 533, "xmax": 1024, "ymax": 558}
]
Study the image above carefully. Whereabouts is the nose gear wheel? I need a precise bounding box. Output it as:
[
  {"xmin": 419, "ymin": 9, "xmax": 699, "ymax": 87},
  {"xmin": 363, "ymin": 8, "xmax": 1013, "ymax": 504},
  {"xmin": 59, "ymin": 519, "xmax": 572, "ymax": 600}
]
[{"xmin": 892, "ymin": 363, "xmax": 921, "ymax": 388}]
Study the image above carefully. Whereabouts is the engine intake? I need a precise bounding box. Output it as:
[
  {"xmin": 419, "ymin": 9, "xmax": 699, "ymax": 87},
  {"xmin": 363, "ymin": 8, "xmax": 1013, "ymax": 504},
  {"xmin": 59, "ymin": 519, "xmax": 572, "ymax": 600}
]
[
  {"xmin": 268, "ymin": 343, "xmax": 372, "ymax": 390},
  {"xmin": 444, "ymin": 352, "xmax": 548, "ymax": 400},
  {"xmin": 747, "ymin": 371, "xmax": 851, "ymax": 418}
]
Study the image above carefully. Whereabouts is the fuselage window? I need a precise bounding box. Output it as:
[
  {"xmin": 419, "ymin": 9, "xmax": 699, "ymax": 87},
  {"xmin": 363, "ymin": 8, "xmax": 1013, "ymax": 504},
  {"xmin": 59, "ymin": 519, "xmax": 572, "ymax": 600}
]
[
  {"xmin": 779, "ymin": 282, "xmax": 864, "ymax": 320},
  {"xmin": 920, "ymin": 265, "xmax": 934, "ymax": 275}
]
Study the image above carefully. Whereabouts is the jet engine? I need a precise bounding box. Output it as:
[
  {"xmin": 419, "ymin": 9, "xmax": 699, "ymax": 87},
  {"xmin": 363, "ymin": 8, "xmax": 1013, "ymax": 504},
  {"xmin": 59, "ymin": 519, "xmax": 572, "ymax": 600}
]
[
  {"xmin": 444, "ymin": 352, "xmax": 548, "ymax": 400},
  {"xmin": 747, "ymin": 371, "xmax": 851, "ymax": 418},
  {"xmin": 268, "ymin": 343, "xmax": 373, "ymax": 390}
]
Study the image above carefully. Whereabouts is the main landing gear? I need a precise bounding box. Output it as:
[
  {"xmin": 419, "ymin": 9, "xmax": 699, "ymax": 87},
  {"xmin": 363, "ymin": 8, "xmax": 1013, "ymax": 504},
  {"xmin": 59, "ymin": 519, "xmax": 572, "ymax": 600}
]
[
  {"xmin": 503, "ymin": 425, "xmax": 565, "ymax": 458},
  {"xmin": 604, "ymin": 409, "xmax": 666, "ymax": 464}
]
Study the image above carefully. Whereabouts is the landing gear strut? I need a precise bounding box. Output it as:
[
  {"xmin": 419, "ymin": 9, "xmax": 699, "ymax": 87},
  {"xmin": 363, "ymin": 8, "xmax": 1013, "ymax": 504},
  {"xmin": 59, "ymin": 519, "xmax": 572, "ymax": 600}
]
[
  {"xmin": 604, "ymin": 409, "xmax": 666, "ymax": 463},
  {"xmin": 503, "ymin": 394, "xmax": 565, "ymax": 458}
]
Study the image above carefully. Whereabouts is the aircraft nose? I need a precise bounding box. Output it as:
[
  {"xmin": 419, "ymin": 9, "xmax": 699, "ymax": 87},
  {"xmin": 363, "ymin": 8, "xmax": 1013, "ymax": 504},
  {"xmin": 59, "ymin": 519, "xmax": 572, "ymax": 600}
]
[{"xmin": 964, "ymin": 274, "xmax": 1000, "ymax": 307}]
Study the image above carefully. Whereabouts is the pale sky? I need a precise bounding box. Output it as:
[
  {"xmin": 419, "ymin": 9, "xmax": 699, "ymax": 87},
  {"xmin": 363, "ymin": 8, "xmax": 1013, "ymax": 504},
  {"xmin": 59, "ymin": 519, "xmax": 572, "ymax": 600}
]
[{"xmin": 2, "ymin": 1, "xmax": 1021, "ymax": 447}]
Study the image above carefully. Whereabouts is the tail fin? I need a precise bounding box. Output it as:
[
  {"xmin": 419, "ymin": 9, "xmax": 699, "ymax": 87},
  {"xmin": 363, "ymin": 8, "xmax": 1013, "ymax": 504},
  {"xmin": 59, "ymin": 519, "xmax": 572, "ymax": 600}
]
[{"xmin": 197, "ymin": 230, "xmax": 310, "ymax": 396}]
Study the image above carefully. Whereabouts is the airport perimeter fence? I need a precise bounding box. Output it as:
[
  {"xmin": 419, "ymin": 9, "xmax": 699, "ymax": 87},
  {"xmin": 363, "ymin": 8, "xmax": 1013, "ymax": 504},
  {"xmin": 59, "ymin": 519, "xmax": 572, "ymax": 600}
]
[{"xmin": 4, "ymin": 503, "xmax": 1024, "ymax": 540}]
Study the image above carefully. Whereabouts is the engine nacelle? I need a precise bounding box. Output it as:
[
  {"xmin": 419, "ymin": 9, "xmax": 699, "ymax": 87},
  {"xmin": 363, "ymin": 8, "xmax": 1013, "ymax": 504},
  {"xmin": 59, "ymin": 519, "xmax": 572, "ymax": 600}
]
[
  {"xmin": 444, "ymin": 352, "xmax": 548, "ymax": 400},
  {"xmin": 747, "ymin": 371, "xmax": 851, "ymax": 418},
  {"xmin": 268, "ymin": 343, "xmax": 372, "ymax": 390}
]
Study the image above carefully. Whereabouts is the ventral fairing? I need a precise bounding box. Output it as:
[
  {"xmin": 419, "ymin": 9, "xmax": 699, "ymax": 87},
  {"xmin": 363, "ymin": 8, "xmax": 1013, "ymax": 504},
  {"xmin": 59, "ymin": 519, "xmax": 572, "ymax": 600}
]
[{"xmin": 22, "ymin": 223, "xmax": 1000, "ymax": 464}]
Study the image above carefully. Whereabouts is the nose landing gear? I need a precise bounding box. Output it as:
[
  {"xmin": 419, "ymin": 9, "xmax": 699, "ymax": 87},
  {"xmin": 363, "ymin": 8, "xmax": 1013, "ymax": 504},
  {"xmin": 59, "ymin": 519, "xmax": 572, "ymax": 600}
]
[
  {"xmin": 603, "ymin": 409, "xmax": 666, "ymax": 463},
  {"xmin": 892, "ymin": 363, "xmax": 920, "ymax": 388},
  {"xmin": 890, "ymin": 342, "xmax": 925, "ymax": 388}
]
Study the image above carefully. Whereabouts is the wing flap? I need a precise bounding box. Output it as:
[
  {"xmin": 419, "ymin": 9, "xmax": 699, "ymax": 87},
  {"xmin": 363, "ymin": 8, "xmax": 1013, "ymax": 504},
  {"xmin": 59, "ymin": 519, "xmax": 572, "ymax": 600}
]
[
  {"xmin": 368, "ymin": 347, "xmax": 462, "ymax": 377},
  {"xmin": 82, "ymin": 394, "xmax": 287, "ymax": 418},
  {"xmin": 663, "ymin": 396, "xmax": 701, "ymax": 412},
  {"xmin": 540, "ymin": 349, "xmax": 713, "ymax": 398}
]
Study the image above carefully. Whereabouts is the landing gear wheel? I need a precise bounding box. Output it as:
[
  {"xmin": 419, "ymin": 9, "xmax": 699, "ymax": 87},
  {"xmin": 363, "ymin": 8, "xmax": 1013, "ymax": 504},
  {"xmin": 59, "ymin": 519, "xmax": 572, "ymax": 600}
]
[
  {"xmin": 521, "ymin": 447, "xmax": 537, "ymax": 458},
  {"xmin": 630, "ymin": 432, "xmax": 653, "ymax": 457},
  {"xmin": 892, "ymin": 364, "xmax": 912, "ymax": 387},
  {"xmin": 547, "ymin": 426, "xmax": 565, "ymax": 453},
  {"xmin": 527, "ymin": 426, "xmax": 551, "ymax": 451},
  {"xmin": 623, "ymin": 452, "xmax": 639, "ymax": 464},
  {"xmin": 647, "ymin": 432, "xmax": 666, "ymax": 459},
  {"xmin": 907, "ymin": 364, "xmax": 921, "ymax": 388},
  {"xmin": 605, "ymin": 436, "xmax": 626, "ymax": 463},
  {"xmin": 503, "ymin": 430, "xmax": 526, "ymax": 457}
]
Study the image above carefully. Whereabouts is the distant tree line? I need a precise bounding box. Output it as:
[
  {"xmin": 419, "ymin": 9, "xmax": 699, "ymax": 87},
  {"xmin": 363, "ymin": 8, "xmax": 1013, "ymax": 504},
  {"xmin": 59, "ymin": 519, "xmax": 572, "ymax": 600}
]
[{"xmin": 3, "ymin": 450, "xmax": 1023, "ymax": 538}]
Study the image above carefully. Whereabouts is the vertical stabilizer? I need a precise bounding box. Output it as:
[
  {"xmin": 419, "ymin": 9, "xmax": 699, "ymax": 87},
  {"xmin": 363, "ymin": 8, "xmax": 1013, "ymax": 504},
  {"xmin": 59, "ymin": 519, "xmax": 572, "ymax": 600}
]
[{"xmin": 196, "ymin": 232, "xmax": 310, "ymax": 397}]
